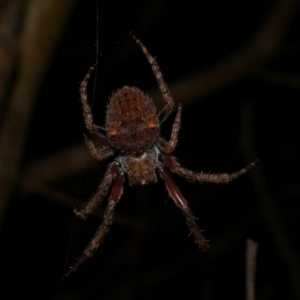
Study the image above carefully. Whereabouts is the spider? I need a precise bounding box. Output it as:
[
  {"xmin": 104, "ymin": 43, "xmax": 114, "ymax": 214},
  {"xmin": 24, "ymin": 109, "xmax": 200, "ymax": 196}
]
[{"xmin": 64, "ymin": 36, "xmax": 257, "ymax": 277}]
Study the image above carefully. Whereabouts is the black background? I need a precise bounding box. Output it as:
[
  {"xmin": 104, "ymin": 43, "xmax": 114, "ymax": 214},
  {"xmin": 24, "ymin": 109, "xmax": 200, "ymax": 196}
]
[{"xmin": 1, "ymin": 0, "xmax": 300, "ymax": 299}]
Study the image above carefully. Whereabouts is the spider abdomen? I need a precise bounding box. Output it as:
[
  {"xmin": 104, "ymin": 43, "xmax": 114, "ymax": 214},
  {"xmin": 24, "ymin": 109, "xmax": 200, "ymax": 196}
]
[{"xmin": 106, "ymin": 86, "xmax": 159, "ymax": 156}]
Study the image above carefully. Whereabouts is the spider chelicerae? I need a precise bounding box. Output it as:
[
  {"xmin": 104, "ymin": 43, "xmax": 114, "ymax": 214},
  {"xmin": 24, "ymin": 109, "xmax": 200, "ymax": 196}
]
[{"xmin": 65, "ymin": 36, "xmax": 257, "ymax": 277}]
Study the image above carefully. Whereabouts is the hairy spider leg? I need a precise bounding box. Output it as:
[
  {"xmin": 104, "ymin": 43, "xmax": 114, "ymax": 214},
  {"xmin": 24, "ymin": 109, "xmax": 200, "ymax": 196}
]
[
  {"xmin": 158, "ymin": 103, "xmax": 182, "ymax": 153},
  {"xmin": 159, "ymin": 165, "xmax": 210, "ymax": 251},
  {"xmin": 133, "ymin": 36, "xmax": 174, "ymax": 120},
  {"xmin": 163, "ymin": 155, "xmax": 259, "ymax": 184},
  {"xmin": 84, "ymin": 135, "xmax": 114, "ymax": 161},
  {"xmin": 64, "ymin": 166, "xmax": 124, "ymax": 278},
  {"xmin": 74, "ymin": 162, "xmax": 120, "ymax": 220},
  {"xmin": 79, "ymin": 63, "xmax": 100, "ymax": 134}
]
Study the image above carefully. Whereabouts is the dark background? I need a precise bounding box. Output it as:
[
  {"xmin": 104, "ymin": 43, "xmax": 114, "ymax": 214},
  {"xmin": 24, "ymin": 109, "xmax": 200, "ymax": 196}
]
[{"xmin": 0, "ymin": 0, "xmax": 300, "ymax": 299}]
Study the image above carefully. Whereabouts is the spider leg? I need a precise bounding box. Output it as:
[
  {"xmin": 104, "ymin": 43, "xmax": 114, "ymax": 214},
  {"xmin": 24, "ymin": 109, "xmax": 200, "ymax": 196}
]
[
  {"xmin": 158, "ymin": 165, "xmax": 210, "ymax": 251},
  {"xmin": 79, "ymin": 64, "xmax": 101, "ymax": 134},
  {"xmin": 162, "ymin": 154, "xmax": 258, "ymax": 184},
  {"xmin": 75, "ymin": 162, "xmax": 120, "ymax": 220},
  {"xmin": 133, "ymin": 36, "xmax": 174, "ymax": 118},
  {"xmin": 64, "ymin": 169, "xmax": 124, "ymax": 278},
  {"xmin": 158, "ymin": 104, "xmax": 182, "ymax": 153},
  {"xmin": 84, "ymin": 135, "xmax": 114, "ymax": 161}
]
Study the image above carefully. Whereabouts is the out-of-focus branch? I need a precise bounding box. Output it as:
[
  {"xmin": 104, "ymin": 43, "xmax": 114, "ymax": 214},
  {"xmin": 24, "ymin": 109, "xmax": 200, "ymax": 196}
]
[
  {"xmin": 24, "ymin": 144, "xmax": 96, "ymax": 184},
  {"xmin": 0, "ymin": 0, "xmax": 77, "ymax": 229},
  {"xmin": 0, "ymin": 0, "xmax": 24, "ymax": 114},
  {"xmin": 255, "ymin": 68, "xmax": 300, "ymax": 88},
  {"xmin": 150, "ymin": 0, "xmax": 300, "ymax": 108},
  {"xmin": 246, "ymin": 239, "xmax": 259, "ymax": 300},
  {"xmin": 240, "ymin": 101, "xmax": 300, "ymax": 299}
]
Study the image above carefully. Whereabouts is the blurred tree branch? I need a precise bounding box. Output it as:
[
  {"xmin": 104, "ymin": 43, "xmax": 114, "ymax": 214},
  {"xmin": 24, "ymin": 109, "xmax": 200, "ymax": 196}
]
[
  {"xmin": 0, "ymin": 0, "xmax": 24, "ymax": 112},
  {"xmin": 0, "ymin": 0, "xmax": 77, "ymax": 229},
  {"xmin": 246, "ymin": 239, "xmax": 259, "ymax": 300},
  {"xmin": 240, "ymin": 101, "xmax": 300, "ymax": 299}
]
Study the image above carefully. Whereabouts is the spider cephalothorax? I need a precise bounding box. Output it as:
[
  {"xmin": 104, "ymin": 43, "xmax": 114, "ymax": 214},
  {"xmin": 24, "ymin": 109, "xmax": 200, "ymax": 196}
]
[{"xmin": 64, "ymin": 36, "xmax": 257, "ymax": 277}]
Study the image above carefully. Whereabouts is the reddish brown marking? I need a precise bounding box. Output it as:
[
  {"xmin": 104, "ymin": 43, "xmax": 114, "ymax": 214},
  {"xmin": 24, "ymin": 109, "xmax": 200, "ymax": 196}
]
[
  {"xmin": 162, "ymin": 154, "xmax": 177, "ymax": 170},
  {"xmin": 160, "ymin": 166, "xmax": 186, "ymax": 207},
  {"xmin": 111, "ymin": 171, "xmax": 124, "ymax": 200}
]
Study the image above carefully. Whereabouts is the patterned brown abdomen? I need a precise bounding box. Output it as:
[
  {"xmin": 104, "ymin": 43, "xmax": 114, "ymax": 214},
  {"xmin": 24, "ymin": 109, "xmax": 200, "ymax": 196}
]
[{"xmin": 106, "ymin": 86, "xmax": 159, "ymax": 156}]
